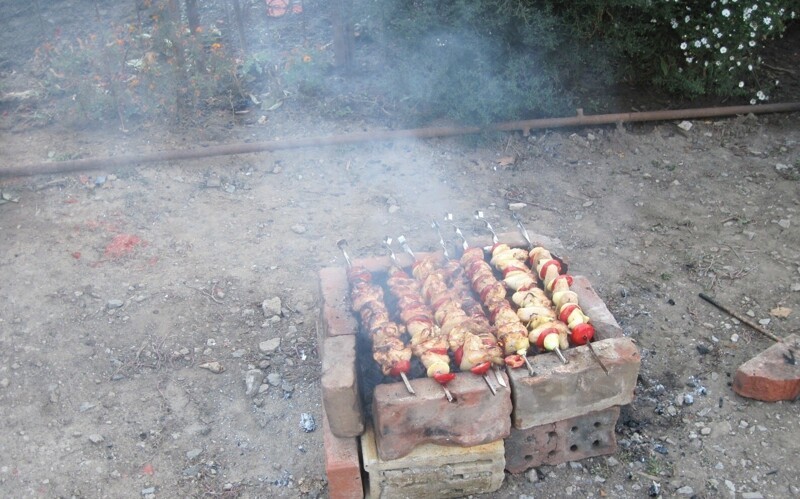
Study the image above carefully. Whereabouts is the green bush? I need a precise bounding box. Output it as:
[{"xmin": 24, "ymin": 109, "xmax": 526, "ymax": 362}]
[{"xmin": 359, "ymin": 0, "xmax": 799, "ymax": 123}]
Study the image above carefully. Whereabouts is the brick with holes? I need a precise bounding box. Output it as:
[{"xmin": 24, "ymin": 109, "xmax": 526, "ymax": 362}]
[{"xmin": 505, "ymin": 406, "xmax": 620, "ymax": 473}]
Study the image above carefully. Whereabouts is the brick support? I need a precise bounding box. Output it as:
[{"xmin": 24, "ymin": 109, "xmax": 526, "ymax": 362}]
[
  {"xmin": 323, "ymin": 409, "xmax": 364, "ymax": 499},
  {"xmin": 571, "ymin": 275, "xmax": 624, "ymax": 340},
  {"xmin": 361, "ymin": 425, "xmax": 505, "ymax": 499},
  {"xmin": 505, "ymin": 406, "xmax": 620, "ymax": 473},
  {"xmin": 372, "ymin": 372, "xmax": 512, "ymax": 461},
  {"xmin": 510, "ymin": 337, "xmax": 640, "ymax": 429},
  {"xmin": 322, "ymin": 335, "xmax": 364, "ymax": 437}
]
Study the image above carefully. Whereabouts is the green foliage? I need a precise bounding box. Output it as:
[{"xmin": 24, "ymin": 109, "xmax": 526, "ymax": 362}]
[
  {"xmin": 31, "ymin": 1, "xmax": 246, "ymax": 127},
  {"xmin": 358, "ymin": 0, "xmax": 798, "ymax": 123}
]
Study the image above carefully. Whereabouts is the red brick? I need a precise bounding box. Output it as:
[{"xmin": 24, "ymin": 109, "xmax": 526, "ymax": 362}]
[
  {"xmin": 509, "ymin": 337, "xmax": 640, "ymax": 429},
  {"xmin": 733, "ymin": 334, "xmax": 800, "ymax": 402},
  {"xmin": 322, "ymin": 335, "xmax": 364, "ymax": 437},
  {"xmin": 322, "ymin": 408, "xmax": 364, "ymax": 499},
  {"xmin": 571, "ymin": 275, "xmax": 623, "ymax": 340},
  {"xmin": 371, "ymin": 372, "xmax": 512, "ymax": 461},
  {"xmin": 504, "ymin": 406, "xmax": 620, "ymax": 473}
]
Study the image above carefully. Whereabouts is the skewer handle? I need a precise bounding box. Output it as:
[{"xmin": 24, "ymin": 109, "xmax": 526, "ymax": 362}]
[
  {"xmin": 699, "ymin": 293, "xmax": 782, "ymax": 343},
  {"xmin": 587, "ymin": 342, "xmax": 609, "ymax": 375},
  {"xmin": 442, "ymin": 385, "xmax": 454, "ymax": 402}
]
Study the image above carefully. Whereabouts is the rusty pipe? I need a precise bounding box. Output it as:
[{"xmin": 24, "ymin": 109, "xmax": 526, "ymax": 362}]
[{"xmin": 3, "ymin": 102, "xmax": 799, "ymax": 178}]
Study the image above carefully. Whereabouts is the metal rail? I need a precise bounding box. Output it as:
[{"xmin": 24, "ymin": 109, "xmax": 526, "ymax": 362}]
[{"xmin": 3, "ymin": 102, "xmax": 799, "ymax": 178}]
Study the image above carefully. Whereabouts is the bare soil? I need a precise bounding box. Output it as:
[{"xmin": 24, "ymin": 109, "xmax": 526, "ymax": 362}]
[{"xmin": 1, "ymin": 2, "xmax": 799, "ymax": 498}]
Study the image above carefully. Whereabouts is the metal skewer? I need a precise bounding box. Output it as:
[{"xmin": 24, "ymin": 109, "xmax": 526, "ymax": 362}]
[
  {"xmin": 511, "ymin": 214, "xmax": 609, "ymax": 373},
  {"xmin": 384, "ymin": 237, "xmax": 453, "ymax": 402},
  {"xmin": 399, "ymin": 234, "xmax": 499, "ymax": 395},
  {"xmin": 338, "ymin": 239, "xmax": 416, "ymax": 394},
  {"xmin": 437, "ymin": 217, "xmax": 507, "ymax": 388},
  {"xmin": 454, "ymin": 216, "xmax": 536, "ymax": 377}
]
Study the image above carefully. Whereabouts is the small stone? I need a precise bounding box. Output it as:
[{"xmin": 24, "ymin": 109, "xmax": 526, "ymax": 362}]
[
  {"xmin": 741, "ymin": 493, "xmax": 764, "ymax": 499},
  {"xmin": 107, "ymin": 299, "xmax": 124, "ymax": 309},
  {"xmin": 267, "ymin": 373, "xmax": 282, "ymax": 386},
  {"xmin": 387, "ymin": 205, "xmax": 400, "ymax": 214},
  {"xmin": 231, "ymin": 349, "xmax": 247, "ymax": 358},
  {"xmin": 0, "ymin": 378, "xmax": 10, "ymax": 388},
  {"xmin": 508, "ymin": 202, "xmax": 527, "ymax": 211},
  {"xmin": 259, "ymin": 338, "xmax": 281, "ymax": 354},
  {"xmin": 683, "ymin": 394, "xmax": 694, "ymax": 405},
  {"xmin": 758, "ymin": 318, "xmax": 771, "ymax": 326},
  {"xmin": 199, "ymin": 362, "xmax": 224, "ymax": 374},
  {"xmin": 291, "ymin": 224, "xmax": 307, "ymax": 234},
  {"xmin": 569, "ymin": 461, "xmax": 583, "ymax": 470},
  {"xmin": 582, "ymin": 200, "xmax": 594, "ymax": 208},
  {"xmin": 186, "ymin": 448, "xmax": 203, "ymax": 460},
  {"xmin": 731, "ymin": 333, "xmax": 739, "ymax": 343},
  {"xmin": 791, "ymin": 283, "xmax": 800, "ymax": 292},
  {"xmin": 677, "ymin": 121, "xmax": 693, "ymax": 131},
  {"xmin": 525, "ymin": 468, "xmax": 539, "ymax": 483},
  {"xmin": 141, "ymin": 487, "xmax": 156, "ymax": 496},
  {"xmin": 777, "ymin": 219, "xmax": 791, "ymax": 229},
  {"xmin": 676, "ymin": 485, "xmax": 694, "ymax": 495},
  {"xmin": 262, "ymin": 297, "xmax": 282, "ymax": 317},
  {"xmin": 300, "ymin": 413, "xmax": 316, "ymax": 432},
  {"xmin": 605, "ymin": 456, "xmax": 620, "ymax": 467},
  {"xmin": 79, "ymin": 402, "xmax": 96, "ymax": 412},
  {"xmin": 88, "ymin": 434, "xmax": 104, "ymax": 444},
  {"xmin": 245, "ymin": 369, "xmax": 265, "ymax": 397},
  {"xmin": 206, "ymin": 176, "xmax": 222, "ymax": 188},
  {"xmin": 281, "ymin": 382, "xmax": 294, "ymax": 393},
  {"xmin": 701, "ymin": 427, "xmax": 712, "ymax": 436}
]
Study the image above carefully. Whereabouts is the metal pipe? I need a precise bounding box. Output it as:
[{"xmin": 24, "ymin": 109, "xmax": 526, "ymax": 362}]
[{"xmin": 3, "ymin": 102, "xmax": 799, "ymax": 178}]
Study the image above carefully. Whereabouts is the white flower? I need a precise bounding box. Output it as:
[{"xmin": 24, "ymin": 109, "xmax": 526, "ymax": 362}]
[
  {"xmin": 722, "ymin": 8, "xmax": 731, "ymax": 17},
  {"xmin": 749, "ymin": 40, "xmax": 756, "ymax": 46},
  {"xmin": 757, "ymin": 90, "xmax": 766, "ymax": 100},
  {"xmin": 671, "ymin": 19, "xmax": 679, "ymax": 28},
  {"xmin": 720, "ymin": 46, "xmax": 727, "ymax": 54},
  {"xmin": 738, "ymin": 81, "xmax": 744, "ymax": 87},
  {"xmin": 686, "ymin": 57, "xmax": 694, "ymax": 63},
  {"xmin": 685, "ymin": 15, "xmax": 691, "ymax": 22},
  {"xmin": 750, "ymin": 98, "xmax": 756, "ymax": 105},
  {"xmin": 748, "ymin": 64, "xmax": 753, "ymax": 70},
  {"xmin": 681, "ymin": 42, "xmax": 688, "ymax": 50},
  {"xmin": 695, "ymin": 40, "xmax": 702, "ymax": 47},
  {"xmin": 738, "ymin": 44, "xmax": 744, "ymax": 49},
  {"xmin": 763, "ymin": 17, "xmax": 772, "ymax": 26}
]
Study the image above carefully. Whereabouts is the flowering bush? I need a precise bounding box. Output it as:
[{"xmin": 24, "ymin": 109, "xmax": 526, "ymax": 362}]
[{"xmin": 659, "ymin": 0, "xmax": 798, "ymax": 102}]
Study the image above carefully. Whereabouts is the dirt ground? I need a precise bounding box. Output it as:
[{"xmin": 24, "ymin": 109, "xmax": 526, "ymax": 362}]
[{"xmin": 2, "ymin": 2, "xmax": 800, "ymax": 499}]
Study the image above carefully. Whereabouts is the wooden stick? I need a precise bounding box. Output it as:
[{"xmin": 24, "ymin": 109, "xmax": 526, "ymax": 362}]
[{"xmin": 699, "ymin": 293, "xmax": 782, "ymax": 343}]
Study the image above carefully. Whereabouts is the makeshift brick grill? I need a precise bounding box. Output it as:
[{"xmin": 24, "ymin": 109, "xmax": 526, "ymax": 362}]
[{"xmin": 318, "ymin": 230, "xmax": 641, "ymax": 499}]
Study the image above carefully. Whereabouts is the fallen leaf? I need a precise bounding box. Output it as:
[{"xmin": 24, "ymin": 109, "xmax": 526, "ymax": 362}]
[
  {"xmin": 770, "ymin": 306, "xmax": 792, "ymax": 318},
  {"xmin": 496, "ymin": 155, "xmax": 517, "ymax": 166}
]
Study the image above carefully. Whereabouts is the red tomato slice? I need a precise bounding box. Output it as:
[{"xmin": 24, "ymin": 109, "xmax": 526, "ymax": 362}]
[
  {"xmin": 389, "ymin": 359, "xmax": 411, "ymax": 377},
  {"xmin": 504, "ymin": 355, "xmax": 524, "ymax": 368},
  {"xmin": 570, "ymin": 324, "xmax": 595, "ymax": 345},
  {"xmin": 470, "ymin": 362, "xmax": 492, "ymax": 375},
  {"xmin": 454, "ymin": 346, "xmax": 464, "ymax": 366},
  {"xmin": 535, "ymin": 328, "xmax": 558, "ymax": 348},
  {"xmin": 559, "ymin": 304, "xmax": 579, "ymax": 324},
  {"xmin": 433, "ymin": 372, "xmax": 456, "ymax": 385},
  {"xmin": 539, "ymin": 260, "xmax": 562, "ymax": 280}
]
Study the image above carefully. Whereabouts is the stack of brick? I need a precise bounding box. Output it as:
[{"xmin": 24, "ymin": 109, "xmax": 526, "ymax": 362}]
[
  {"xmin": 317, "ymin": 235, "xmax": 641, "ymax": 496},
  {"xmin": 504, "ymin": 276, "xmax": 641, "ymax": 473}
]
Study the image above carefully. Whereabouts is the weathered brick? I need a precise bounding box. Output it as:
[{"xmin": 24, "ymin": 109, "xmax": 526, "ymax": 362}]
[
  {"xmin": 322, "ymin": 335, "xmax": 364, "ymax": 437},
  {"xmin": 361, "ymin": 425, "xmax": 505, "ymax": 499},
  {"xmin": 733, "ymin": 334, "xmax": 800, "ymax": 402},
  {"xmin": 571, "ymin": 275, "xmax": 623, "ymax": 340},
  {"xmin": 322, "ymin": 408, "xmax": 364, "ymax": 499},
  {"xmin": 372, "ymin": 372, "xmax": 512, "ymax": 461},
  {"xmin": 510, "ymin": 337, "xmax": 640, "ymax": 429},
  {"xmin": 505, "ymin": 406, "xmax": 620, "ymax": 473}
]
